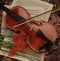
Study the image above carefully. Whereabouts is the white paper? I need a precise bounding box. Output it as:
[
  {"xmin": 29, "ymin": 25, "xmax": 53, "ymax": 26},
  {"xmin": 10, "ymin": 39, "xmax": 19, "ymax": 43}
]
[{"xmin": 5, "ymin": 0, "xmax": 53, "ymax": 21}]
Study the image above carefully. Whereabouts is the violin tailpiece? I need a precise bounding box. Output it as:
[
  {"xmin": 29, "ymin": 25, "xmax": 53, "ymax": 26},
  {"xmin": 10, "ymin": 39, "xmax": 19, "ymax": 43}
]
[{"xmin": 36, "ymin": 30, "xmax": 53, "ymax": 50}]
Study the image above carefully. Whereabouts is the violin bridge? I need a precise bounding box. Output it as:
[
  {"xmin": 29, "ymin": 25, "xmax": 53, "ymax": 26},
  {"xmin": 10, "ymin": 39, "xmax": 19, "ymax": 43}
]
[{"xmin": 29, "ymin": 25, "xmax": 35, "ymax": 31}]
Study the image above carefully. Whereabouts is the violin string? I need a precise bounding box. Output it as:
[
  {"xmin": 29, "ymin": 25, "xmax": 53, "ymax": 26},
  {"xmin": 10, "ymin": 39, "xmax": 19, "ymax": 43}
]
[{"xmin": 13, "ymin": 8, "xmax": 60, "ymax": 27}]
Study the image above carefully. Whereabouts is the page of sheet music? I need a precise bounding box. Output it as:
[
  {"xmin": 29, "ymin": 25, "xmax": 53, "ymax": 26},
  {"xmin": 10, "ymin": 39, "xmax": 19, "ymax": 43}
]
[
  {"xmin": 0, "ymin": 0, "xmax": 53, "ymax": 61},
  {"xmin": 5, "ymin": 0, "xmax": 53, "ymax": 21}
]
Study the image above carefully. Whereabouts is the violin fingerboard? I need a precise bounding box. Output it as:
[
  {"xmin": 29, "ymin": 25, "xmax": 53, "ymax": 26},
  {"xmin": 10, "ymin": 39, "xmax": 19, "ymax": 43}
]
[{"xmin": 0, "ymin": 0, "xmax": 14, "ymax": 25}]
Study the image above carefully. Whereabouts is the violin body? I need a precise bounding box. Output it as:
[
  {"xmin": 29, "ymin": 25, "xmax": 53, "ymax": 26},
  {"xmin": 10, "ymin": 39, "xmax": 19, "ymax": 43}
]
[
  {"xmin": 5, "ymin": 6, "xmax": 45, "ymax": 53},
  {"xmin": 1, "ymin": 5, "xmax": 57, "ymax": 56}
]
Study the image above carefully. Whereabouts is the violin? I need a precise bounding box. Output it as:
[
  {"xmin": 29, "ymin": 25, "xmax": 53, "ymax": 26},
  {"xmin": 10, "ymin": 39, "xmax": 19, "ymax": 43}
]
[
  {"xmin": 0, "ymin": 0, "xmax": 57, "ymax": 56},
  {"xmin": 5, "ymin": 6, "xmax": 46, "ymax": 55}
]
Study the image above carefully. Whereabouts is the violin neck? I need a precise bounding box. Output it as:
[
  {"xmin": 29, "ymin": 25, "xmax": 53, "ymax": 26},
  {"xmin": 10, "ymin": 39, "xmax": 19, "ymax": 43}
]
[{"xmin": 0, "ymin": 5, "xmax": 26, "ymax": 23}]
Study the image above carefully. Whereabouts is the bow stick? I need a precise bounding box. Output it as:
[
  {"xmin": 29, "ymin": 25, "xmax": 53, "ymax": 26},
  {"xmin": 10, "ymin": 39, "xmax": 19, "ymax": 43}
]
[
  {"xmin": 0, "ymin": 0, "xmax": 60, "ymax": 27},
  {"xmin": 13, "ymin": 8, "xmax": 60, "ymax": 27}
]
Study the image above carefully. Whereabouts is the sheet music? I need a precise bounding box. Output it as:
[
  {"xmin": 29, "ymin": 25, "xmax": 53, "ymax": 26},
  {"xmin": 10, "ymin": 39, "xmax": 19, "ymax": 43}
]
[
  {"xmin": 0, "ymin": 0, "xmax": 53, "ymax": 61},
  {"xmin": 5, "ymin": 0, "xmax": 53, "ymax": 21}
]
